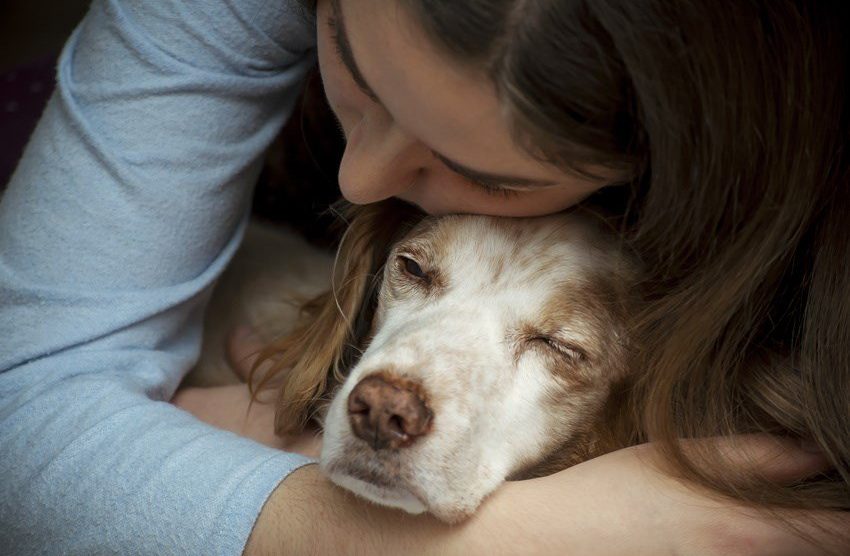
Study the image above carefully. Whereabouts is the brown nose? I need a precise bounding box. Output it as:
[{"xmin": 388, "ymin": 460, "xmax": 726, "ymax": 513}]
[{"xmin": 347, "ymin": 374, "xmax": 432, "ymax": 450}]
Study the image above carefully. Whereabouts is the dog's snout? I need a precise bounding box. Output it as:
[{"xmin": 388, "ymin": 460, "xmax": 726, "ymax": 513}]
[{"xmin": 347, "ymin": 375, "xmax": 432, "ymax": 450}]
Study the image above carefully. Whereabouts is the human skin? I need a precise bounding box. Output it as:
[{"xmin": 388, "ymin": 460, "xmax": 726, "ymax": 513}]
[
  {"xmin": 174, "ymin": 0, "xmax": 850, "ymax": 552},
  {"xmin": 253, "ymin": 443, "xmax": 842, "ymax": 556}
]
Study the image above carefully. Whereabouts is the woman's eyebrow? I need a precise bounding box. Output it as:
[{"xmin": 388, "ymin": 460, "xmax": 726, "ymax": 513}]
[
  {"xmin": 432, "ymin": 152, "xmax": 559, "ymax": 189},
  {"xmin": 330, "ymin": 0, "xmax": 382, "ymax": 103}
]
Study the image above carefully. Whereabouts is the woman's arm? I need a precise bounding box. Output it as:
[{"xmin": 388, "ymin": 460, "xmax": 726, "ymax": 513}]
[
  {"xmin": 0, "ymin": 1, "xmax": 318, "ymax": 553},
  {"xmin": 177, "ymin": 382, "xmax": 847, "ymax": 554},
  {"xmin": 247, "ymin": 438, "xmax": 847, "ymax": 555},
  {"xmin": 245, "ymin": 460, "xmax": 650, "ymax": 555}
]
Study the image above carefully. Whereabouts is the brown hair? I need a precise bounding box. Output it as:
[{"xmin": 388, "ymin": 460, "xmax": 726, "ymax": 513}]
[
  {"xmin": 282, "ymin": 0, "xmax": 849, "ymax": 525},
  {"xmin": 405, "ymin": 0, "xmax": 850, "ymax": 517}
]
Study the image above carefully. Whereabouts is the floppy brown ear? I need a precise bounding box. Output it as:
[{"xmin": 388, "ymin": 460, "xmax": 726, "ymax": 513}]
[{"xmin": 249, "ymin": 199, "xmax": 424, "ymax": 436}]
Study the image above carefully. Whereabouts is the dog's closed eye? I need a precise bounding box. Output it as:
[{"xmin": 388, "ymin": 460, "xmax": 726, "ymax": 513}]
[{"xmin": 530, "ymin": 336, "xmax": 588, "ymax": 364}]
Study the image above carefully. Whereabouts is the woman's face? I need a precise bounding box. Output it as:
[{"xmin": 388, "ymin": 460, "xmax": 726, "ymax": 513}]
[{"xmin": 316, "ymin": 0, "xmax": 614, "ymax": 217}]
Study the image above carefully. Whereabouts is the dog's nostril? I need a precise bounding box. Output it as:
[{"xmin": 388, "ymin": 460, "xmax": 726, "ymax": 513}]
[
  {"xmin": 386, "ymin": 415, "xmax": 405, "ymax": 437},
  {"xmin": 348, "ymin": 394, "xmax": 370, "ymax": 416},
  {"xmin": 347, "ymin": 374, "xmax": 432, "ymax": 451}
]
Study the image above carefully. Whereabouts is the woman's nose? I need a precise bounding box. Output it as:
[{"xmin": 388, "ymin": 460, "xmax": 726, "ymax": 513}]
[{"xmin": 337, "ymin": 110, "xmax": 428, "ymax": 204}]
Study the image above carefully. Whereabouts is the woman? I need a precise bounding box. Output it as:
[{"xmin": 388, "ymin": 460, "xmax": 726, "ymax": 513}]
[{"xmin": 0, "ymin": 0, "xmax": 846, "ymax": 553}]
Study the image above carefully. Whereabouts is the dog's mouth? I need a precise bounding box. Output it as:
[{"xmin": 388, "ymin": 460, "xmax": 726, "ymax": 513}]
[
  {"xmin": 317, "ymin": 370, "xmax": 507, "ymax": 522},
  {"xmin": 321, "ymin": 459, "xmax": 428, "ymax": 515},
  {"xmin": 319, "ymin": 445, "xmax": 487, "ymax": 523}
]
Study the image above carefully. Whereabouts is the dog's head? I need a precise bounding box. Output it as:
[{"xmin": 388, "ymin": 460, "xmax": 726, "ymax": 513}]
[{"xmin": 259, "ymin": 203, "xmax": 637, "ymax": 522}]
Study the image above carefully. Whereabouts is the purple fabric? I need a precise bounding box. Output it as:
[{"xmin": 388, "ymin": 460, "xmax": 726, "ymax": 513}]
[{"xmin": 0, "ymin": 57, "xmax": 57, "ymax": 190}]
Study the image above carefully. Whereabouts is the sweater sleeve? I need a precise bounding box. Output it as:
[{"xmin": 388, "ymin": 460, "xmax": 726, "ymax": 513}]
[{"xmin": 0, "ymin": 1, "xmax": 317, "ymax": 554}]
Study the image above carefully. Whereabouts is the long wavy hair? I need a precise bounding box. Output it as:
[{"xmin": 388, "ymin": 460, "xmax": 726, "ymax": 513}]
[{"xmin": 269, "ymin": 0, "xmax": 849, "ymax": 525}]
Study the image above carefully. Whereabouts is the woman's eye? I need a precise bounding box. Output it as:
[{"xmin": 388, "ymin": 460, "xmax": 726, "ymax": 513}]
[
  {"xmin": 399, "ymin": 256, "xmax": 429, "ymax": 282},
  {"xmin": 432, "ymin": 150, "xmax": 523, "ymax": 199},
  {"xmin": 469, "ymin": 180, "xmax": 522, "ymax": 199}
]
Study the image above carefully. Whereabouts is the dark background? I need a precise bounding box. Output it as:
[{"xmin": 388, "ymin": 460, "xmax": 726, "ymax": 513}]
[
  {"xmin": 1, "ymin": 1, "xmax": 90, "ymax": 187},
  {"xmin": 1, "ymin": 1, "xmax": 90, "ymax": 72}
]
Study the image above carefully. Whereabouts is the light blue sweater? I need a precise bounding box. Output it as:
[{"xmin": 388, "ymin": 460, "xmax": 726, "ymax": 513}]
[{"xmin": 0, "ymin": 1, "xmax": 318, "ymax": 553}]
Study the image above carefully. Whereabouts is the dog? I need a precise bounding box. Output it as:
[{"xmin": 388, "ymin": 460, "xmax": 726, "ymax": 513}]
[{"xmin": 190, "ymin": 201, "xmax": 638, "ymax": 522}]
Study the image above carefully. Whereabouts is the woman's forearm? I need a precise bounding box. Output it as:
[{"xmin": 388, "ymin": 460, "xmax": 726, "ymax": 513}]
[
  {"xmin": 247, "ymin": 465, "xmax": 470, "ymax": 555},
  {"xmin": 246, "ymin": 441, "xmax": 846, "ymax": 555},
  {"xmin": 245, "ymin": 462, "xmax": 651, "ymax": 555},
  {"xmin": 176, "ymin": 385, "xmax": 844, "ymax": 554}
]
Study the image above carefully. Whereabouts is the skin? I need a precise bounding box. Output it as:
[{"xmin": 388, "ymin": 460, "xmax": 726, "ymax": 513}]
[{"xmin": 173, "ymin": 0, "xmax": 850, "ymax": 552}]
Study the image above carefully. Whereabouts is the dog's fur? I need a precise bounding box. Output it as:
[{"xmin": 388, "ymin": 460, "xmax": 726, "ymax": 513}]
[{"xmin": 190, "ymin": 203, "xmax": 637, "ymax": 522}]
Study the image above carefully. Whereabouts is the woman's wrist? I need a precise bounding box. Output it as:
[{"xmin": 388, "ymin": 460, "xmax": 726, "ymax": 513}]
[{"xmin": 472, "ymin": 449, "xmax": 664, "ymax": 555}]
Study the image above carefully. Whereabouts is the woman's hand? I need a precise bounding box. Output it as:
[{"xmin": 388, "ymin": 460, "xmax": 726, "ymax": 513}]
[
  {"xmin": 172, "ymin": 325, "xmax": 322, "ymax": 458},
  {"xmin": 482, "ymin": 436, "xmax": 847, "ymax": 555}
]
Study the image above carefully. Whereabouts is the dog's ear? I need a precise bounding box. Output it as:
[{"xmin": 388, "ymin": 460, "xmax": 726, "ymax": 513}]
[{"xmin": 250, "ymin": 199, "xmax": 424, "ymax": 436}]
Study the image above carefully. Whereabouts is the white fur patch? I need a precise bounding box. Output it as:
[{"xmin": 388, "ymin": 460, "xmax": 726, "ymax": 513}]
[{"xmin": 327, "ymin": 472, "xmax": 427, "ymax": 514}]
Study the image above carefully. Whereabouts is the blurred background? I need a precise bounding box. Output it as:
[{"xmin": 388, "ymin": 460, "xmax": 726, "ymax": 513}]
[
  {"xmin": 1, "ymin": 0, "xmax": 90, "ymax": 186},
  {"xmin": 1, "ymin": 0, "xmax": 90, "ymax": 72}
]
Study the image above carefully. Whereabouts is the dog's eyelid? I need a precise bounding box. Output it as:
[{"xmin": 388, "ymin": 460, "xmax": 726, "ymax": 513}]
[{"xmin": 533, "ymin": 335, "xmax": 588, "ymax": 363}]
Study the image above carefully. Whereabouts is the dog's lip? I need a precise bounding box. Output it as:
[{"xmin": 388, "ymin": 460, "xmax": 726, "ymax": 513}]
[
  {"xmin": 324, "ymin": 459, "xmax": 401, "ymax": 490},
  {"xmin": 322, "ymin": 459, "xmax": 429, "ymax": 507}
]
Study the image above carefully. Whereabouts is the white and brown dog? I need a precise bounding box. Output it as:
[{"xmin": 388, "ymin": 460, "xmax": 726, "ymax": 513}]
[{"xmin": 192, "ymin": 201, "xmax": 637, "ymax": 522}]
